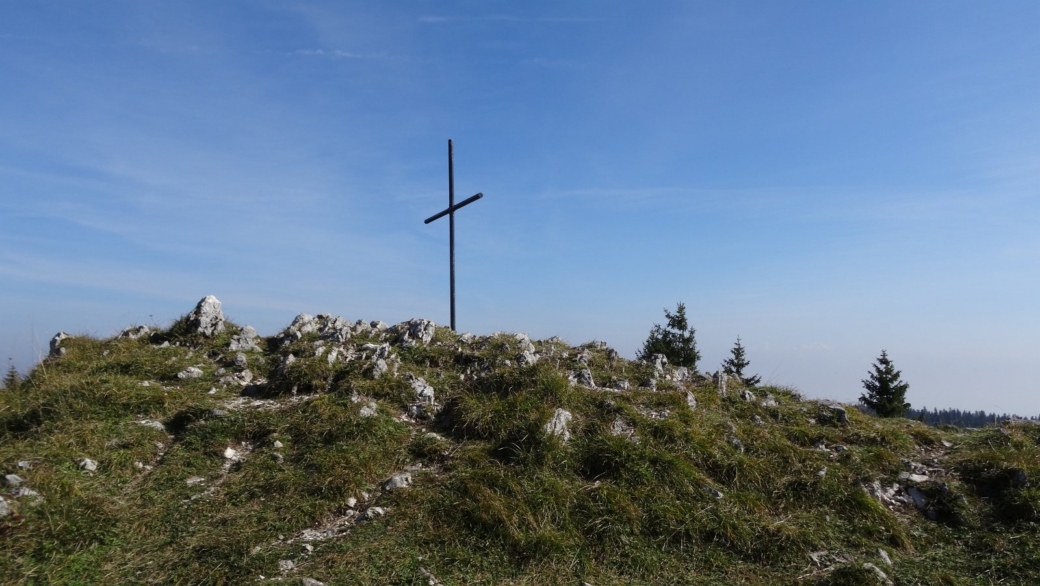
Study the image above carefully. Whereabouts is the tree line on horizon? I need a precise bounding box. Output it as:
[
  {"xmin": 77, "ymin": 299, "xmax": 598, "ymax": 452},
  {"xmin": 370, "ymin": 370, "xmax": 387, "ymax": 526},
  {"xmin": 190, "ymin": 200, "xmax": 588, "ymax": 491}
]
[{"xmin": 637, "ymin": 303, "xmax": 1036, "ymax": 426}]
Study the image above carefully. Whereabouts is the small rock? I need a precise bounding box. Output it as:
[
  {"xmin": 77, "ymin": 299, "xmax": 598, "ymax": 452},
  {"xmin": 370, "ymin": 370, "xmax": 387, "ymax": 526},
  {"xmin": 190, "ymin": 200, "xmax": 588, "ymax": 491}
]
[
  {"xmin": 610, "ymin": 417, "xmax": 636, "ymax": 440},
  {"xmin": 0, "ymin": 496, "xmax": 9, "ymax": 517},
  {"xmin": 517, "ymin": 350, "xmax": 538, "ymax": 366},
  {"xmin": 544, "ymin": 408, "xmax": 573, "ymax": 441},
  {"xmin": 863, "ymin": 562, "xmax": 893, "ymax": 586},
  {"xmin": 177, "ymin": 366, "xmax": 204, "ymax": 379},
  {"xmin": 5, "ymin": 474, "xmax": 24, "ymax": 487},
  {"xmin": 394, "ymin": 318, "xmax": 436, "ymax": 347},
  {"xmin": 229, "ymin": 326, "xmax": 262, "ymax": 352},
  {"xmin": 301, "ymin": 579, "xmax": 326, "ymax": 586},
  {"xmin": 752, "ymin": 414, "xmax": 765, "ymax": 425},
  {"xmin": 223, "ymin": 447, "xmax": 237, "ymax": 460},
  {"xmin": 639, "ymin": 378, "xmax": 657, "ymax": 391},
  {"xmin": 760, "ymin": 393, "xmax": 777, "ymax": 407},
  {"xmin": 17, "ymin": 461, "xmax": 31, "ymax": 470},
  {"xmin": 382, "ymin": 473, "xmax": 412, "ymax": 492},
  {"xmin": 705, "ymin": 486, "xmax": 724, "ymax": 499},
  {"xmin": 210, "ymin": 409, "xmax": 228, "ymax": 417},
  {"xmin": 359, "ymin": 506, "xmax": 386, "ymax": 521},
  {"xmin": 878, "ymin": 548, "xmax": 893, "ymax": 567},
  {"xmin": 186, "ymin": 476, "xmax": 206, "ymax": 486},
  {"xmin": 569, "ymin": 369, "xmax": 595, "ymax": 388},
  {"xmin": 673, "ymin": 367, "xmax": 690, "ymax": 382},
  {"xmin": 186, "ymin": 295, "xmax": 226, "ymax": 337},
  {"xmin": 49, "ymin": 332, "xmax": 71, "ymax": 357},
  {"xmin": 817, "ymin": 467, "xmax": 827, "ymax": 478},
  {"xmin": 408, "ymin": 375, "xmax": 435, "ymax": 404},
  {"xmin": 278, "ymin": 559, "xmax": 296, "ymax": 572},
  {"xmin": 650, "ymin": 353, "xmax": 667, "ymax": 375},
  {"xmin": 118, "ymin": 325, "xmax": 151, "ymax": 340},
  {"xmin": 685, "ymin": 391, "xmax": 697, "ymax": 410},
  {"xmin": 614, "ymin": 379, "xmax": 630, "ymax": 391},
  {"xmin": 345, "ymin": 497, "xmax": 358, "ymax": 508},
  {"xmin": 233, "ymin": 353, "xmax": 248, "ymax": 370},
  {"xmin": 137, "ymin": 420, "xmax": 166, "ymax": 432},
  {"xmin": 369, "ymin": 359, "xmax": 388, "ymax": 379},
  {"xmin": 741, "ymin": 389, "xmax": 755, "ymax": 402},
  {"xmin": 272, "ymin": 453, "xmax": 285, "ymax": 464},
  {"xmin": 940, "ymin": 439, "xmax": 954, "ymax": 448},
  {"xmin": 273, "ymin": 440, "xmax": 284, "ymax": 449},
  {"xmin": 359, "ymin": 401, "xmax": 378, "ymax": 418},
  {"xmin": 906, "ymin": 487, "xmax": 928, "ymax": 510},
  {"xmin": 80, "ymin": 458, "xmax": 98, "ymax": 472},
  {"xmin": 575, "ymin": 350, "xmax": 591, "ymax": 365}
]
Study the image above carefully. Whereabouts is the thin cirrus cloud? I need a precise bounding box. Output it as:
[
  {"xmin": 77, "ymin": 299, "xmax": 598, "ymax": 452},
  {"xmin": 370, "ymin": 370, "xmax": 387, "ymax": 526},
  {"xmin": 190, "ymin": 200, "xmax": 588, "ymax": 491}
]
[{"xmin": 417, "ymin": 15, "xmax": 601, "ymax": 24}]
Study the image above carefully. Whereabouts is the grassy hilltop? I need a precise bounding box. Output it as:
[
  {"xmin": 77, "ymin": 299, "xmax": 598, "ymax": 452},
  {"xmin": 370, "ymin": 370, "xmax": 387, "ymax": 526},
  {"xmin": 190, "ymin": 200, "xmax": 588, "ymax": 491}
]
[{"xmin": 1, "ymin": 298, "xmax": 1038, "ymax": 585}]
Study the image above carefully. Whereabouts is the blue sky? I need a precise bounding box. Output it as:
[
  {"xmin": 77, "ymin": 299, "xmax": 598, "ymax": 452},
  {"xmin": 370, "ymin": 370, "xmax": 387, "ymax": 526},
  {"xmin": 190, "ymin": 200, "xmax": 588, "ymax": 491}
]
[{"xmin": 2, "ymin": 1, "xmax": 1038, "ymax": 415}]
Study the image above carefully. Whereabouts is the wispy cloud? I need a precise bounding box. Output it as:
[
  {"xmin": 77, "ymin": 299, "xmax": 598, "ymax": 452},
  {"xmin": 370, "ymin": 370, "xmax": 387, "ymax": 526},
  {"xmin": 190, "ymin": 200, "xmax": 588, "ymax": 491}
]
[
  {"xmin": 279, "ymin": 48, "xmax": 413, "ymax": 61},
  {"xmin": 418, "ymin": 15, "xmax": 600, "ymax": 24}
]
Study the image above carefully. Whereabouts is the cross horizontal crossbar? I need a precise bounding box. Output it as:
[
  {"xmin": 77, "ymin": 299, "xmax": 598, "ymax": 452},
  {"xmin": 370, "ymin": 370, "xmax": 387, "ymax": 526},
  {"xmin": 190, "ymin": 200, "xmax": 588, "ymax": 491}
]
[{"xmin": 423, "ymin": 192, "xmax": 483, "ymax": 224}]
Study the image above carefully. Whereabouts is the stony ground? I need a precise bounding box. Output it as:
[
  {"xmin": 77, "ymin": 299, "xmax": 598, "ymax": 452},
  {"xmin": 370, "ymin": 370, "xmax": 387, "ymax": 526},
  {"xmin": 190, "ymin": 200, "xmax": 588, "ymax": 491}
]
[{"xmin": 1, "ymin": 296, "xmax": 1038, "ymax": 585}]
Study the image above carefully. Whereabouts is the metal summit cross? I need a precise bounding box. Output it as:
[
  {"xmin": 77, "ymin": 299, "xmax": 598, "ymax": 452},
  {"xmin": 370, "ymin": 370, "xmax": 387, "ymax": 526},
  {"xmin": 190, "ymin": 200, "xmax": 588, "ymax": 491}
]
[{"xmin": 423, "ymin": 139, "xmax": 484, "ymax": 331}]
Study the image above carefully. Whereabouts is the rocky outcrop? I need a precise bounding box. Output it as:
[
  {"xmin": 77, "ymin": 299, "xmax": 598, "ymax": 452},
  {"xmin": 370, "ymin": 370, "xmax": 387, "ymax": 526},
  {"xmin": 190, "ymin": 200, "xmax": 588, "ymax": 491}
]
[{"xmin": 186, "ymin": 295, "xmax": 225, "ymax": 337}]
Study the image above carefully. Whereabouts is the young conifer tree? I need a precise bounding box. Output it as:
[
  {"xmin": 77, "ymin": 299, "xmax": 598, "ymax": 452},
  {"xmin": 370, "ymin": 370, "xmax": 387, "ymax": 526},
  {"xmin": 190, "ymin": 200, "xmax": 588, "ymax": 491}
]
[
  {"xmin": 3, "ymin": 360, "xmax": 19, "ymax": 390},
  {"xmin": 637, "ymin": 302, "xmax": 699, "ymax": 369},
  {"xmin": 722, "ymin": 336, "xmax": 761, "ymax": 387},
  {"xmin": 860, "ymin": 350, "xmax": 910, "ymax": 417}
]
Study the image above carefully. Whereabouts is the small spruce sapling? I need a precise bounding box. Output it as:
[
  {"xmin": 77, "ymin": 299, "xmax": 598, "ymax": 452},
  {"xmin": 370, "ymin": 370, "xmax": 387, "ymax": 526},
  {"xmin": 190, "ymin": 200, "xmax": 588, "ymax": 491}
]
[
  {"xmin": 860, "ymin": 350, "xmax": 910, "ymax": 418},
  {"xmin": 3, "ymin": 360, "xmax": 19, "ymax": 390},
  {"xmin": 722, "ymin": 336, "xmax": 761, "ymax": 387},
  {"xmin": 637, "ymin": 302, "xmax": 700, "ymax": 369}
]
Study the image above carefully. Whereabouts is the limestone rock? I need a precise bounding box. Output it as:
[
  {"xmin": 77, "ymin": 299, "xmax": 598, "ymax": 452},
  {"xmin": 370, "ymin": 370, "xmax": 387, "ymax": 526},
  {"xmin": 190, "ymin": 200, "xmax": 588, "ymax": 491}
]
[
  {"xmin": 369, "ymin": 359, "xmax": 388, "ymax": 379},
  {"xmin": 49, "ymin": 332, "xmax": 70, "ymax": 358},
  {"xmin": 136, "ymin": 420, "xmax": 166, "ymax": 432},
  {"xmin": 382, "ymin": 473, "xmax": 412, "ymax": 492},
  {"xmin": 685, "ymin": 391, "xmax": 697, "ymax": 410},
  {"xmin": 80, "ymin": 458, "xmax": 98, "ymax": 472},
  {"xmin": 394, "ymin": 319, "xmax": 436, "ymax": 347},
  {"xmin": 177, "ymin": 366, "xmax": 204, "ymax": 379},
  {"xmin": 517, "ymin": 349, "xmax": 538, "ymax": 366},
  {"xmin": 575, "ymin": 350, "xmax": 591, "ymax": 365},
  {"xmin": 5, "ymin": 474, "xmax": 24, "ymax": 487},
  {"xmin": 650, "ymin": 353, "xmax": 667, "ymax": 375},
  {"xmin": 614, "ymin": 379, "xmax": 630, "ymax": 391},
  {"xmin": 0, "ymin": 496, "xmax": 9, "ymax": 517},
  {"xmin": 569, "ymin": 369, "xmax": 595, "ymax": 388},
  {"xmin": 359, "ymin": 401, "xmax": 378, "ymax": 418},
  {"xmin": 407, "ymin": 374, "xmax": 435, "ymax": 404},
  {"xmin": 118, "ymin": 325, "xmax": 150, "ymax": 340},
  {"xmin": 229, "ymin": 325, "xmax": 262, "ymax": 352},
  {"xmin": 359, "ymin": 506, "xmax": 386, "ymax": 521},
  {"xmin": 640, "ymin": 378, "xmax": 657, "ymax": 391},
  {"xmin": 673, "ymin": 367, "xmax": 690, "ymax": 382},
  {"xmin": 741, "ymin": 389, "xmax": 755, "ymax": 402},
  {"xmin": 610, "ymin": 417, "xmax": 637, "ymax": 441},
  {"xmin": 233, "ymin": 353, "xmax": 248, "ymax": 370},
  {"xmin": 186, "ymin": 295, "xmax": 225, "ymax": 337},
  {"xmin": 301, "ymin": 579, "xmax": 326, "ymax": 586},
  {"xmin": 760, "ymin": 393, "xmax": 777, "ymax": 407},
  {"xmin": 545, "ymin": 408, "xmax": 573, "ymax": 441},
  {"xmin": 863, "ymin": 562, "xmax": 894, "ymax": 586}
]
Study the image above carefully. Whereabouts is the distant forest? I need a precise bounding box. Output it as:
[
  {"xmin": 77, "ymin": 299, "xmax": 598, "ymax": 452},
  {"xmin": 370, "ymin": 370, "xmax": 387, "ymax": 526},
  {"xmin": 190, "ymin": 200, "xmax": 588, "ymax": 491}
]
[{"xmin": 905, "ymin": 407, "xmax": 1040, "ymax": 428}]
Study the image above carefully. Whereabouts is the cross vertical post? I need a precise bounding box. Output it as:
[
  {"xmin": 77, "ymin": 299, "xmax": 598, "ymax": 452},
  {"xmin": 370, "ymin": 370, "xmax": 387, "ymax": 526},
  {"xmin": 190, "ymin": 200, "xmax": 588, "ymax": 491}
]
[
  {"xmin": 424, "ymin": 139, "xmax": 484, "ymax": 331},
  {"xmin": 448, "ymin": 139, "xmax": 456, "ymax": 331}
]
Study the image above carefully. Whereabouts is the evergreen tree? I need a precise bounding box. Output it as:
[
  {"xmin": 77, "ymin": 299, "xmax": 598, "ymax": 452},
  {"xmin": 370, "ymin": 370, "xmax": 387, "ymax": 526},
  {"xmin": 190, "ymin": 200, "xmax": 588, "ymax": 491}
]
[
  {"xmin": 722, "ymin": 336, "xmax": 761, "ymax": 387},
  {"xmin": 3, "ymin": 360, "xmax": 19, "ymax": 390},
  {"xmin": 637, "ymin": 302, "xmax": 699, "ymax": 369},
  {"xmin": 860, "ymin": 350, "xmax": 910, "ymax": 418}
]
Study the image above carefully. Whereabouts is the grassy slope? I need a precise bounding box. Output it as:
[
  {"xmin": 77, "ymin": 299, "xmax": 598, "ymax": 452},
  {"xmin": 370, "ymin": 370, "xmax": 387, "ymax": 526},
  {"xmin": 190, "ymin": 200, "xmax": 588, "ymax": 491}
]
[{"xmin": 1, "ymin": 317, "xmax": 1038, "ymax": 585}]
